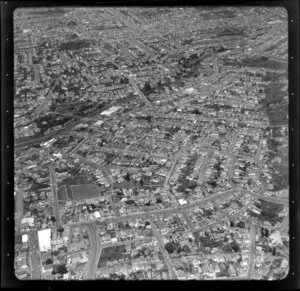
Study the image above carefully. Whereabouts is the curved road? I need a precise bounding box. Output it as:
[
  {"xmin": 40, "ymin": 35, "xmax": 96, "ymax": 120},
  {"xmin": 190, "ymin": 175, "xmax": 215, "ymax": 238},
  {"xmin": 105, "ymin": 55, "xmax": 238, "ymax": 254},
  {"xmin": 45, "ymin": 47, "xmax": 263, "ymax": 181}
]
[{"xmin": 83, "ymin": 223, "xmax": 100, "ymax": 280}]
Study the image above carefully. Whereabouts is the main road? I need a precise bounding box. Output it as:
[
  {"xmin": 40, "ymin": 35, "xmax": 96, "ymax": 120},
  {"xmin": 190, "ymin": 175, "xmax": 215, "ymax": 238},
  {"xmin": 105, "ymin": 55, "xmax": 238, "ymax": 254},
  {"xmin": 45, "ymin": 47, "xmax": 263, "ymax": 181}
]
[
  {"xmin": 126, "ymin": 75, "xmax": 153, "ymax": 108},
  {"xmin": 251, "ymin": 193, "xmax": 288, "ymax": 205},
  {"xmin": 29, "ymin": 230, "xmax": 42, "ymax": 280},
  {"xmin": 83, "ymin": 223, "xmax": 101, "ymax": 280},
  {"xmin": 15, "ymin": 189, "xmax": 24, "ymax": 234},
  {"xmin": 15, "ymin": 104, "xmax": 117, "ymax": 149},
  {"xmin": 247, "ymin": 223, "xmax": 256, "ymax": 279},
  {"xmin": 49, "ymin": 165, "xmax": 61, "ymax": 226},
  {"xmin": 63, "ymin": 188, "xmax": 241, "ymax": 228}
]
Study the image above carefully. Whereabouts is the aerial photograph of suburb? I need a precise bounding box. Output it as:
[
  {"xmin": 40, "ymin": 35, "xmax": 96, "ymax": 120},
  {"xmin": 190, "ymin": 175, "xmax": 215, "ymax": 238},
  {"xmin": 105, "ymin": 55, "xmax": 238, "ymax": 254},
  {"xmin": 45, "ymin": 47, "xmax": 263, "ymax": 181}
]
[{"xmin": 14, "ymin": 6, "xmax": 289, "ymax": 280}]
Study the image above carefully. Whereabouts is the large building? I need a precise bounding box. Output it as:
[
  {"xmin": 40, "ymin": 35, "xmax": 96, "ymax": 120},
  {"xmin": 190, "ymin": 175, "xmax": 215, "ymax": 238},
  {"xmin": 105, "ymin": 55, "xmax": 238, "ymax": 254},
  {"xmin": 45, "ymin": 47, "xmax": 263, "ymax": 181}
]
[{"xmin": 38, "ymin": 229, "xmax": 51, "ymax": 252}]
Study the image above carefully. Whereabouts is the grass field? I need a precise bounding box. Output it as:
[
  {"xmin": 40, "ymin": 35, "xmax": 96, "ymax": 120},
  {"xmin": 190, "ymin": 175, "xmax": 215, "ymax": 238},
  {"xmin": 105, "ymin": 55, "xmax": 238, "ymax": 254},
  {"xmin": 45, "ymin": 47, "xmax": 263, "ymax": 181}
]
[
  {"xmin": 57, "ymin": 185, "xmax": 68, "ymax": 201},
  {"xmin": 66, "ymin": 185, "xmax": 74, "ymax": 200},
  {"xmin": 57, "ymin": 183, "xmax": 104, "ymax": 200},
  {"xmin": 71, "ymin": 184, "xmax": 102, "ymax": 200}
]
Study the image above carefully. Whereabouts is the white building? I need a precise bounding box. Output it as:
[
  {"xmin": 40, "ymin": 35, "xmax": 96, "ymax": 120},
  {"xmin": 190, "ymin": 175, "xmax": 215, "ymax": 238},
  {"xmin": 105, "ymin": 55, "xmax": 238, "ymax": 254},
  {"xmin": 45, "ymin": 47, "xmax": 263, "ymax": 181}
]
[
  {"xmin": 93, "ymin": 211, "xmax": 101, "ymax": 219},
  {"xmin": 100, "ymin": 106, "xmax": 121, "ymax": 116},
  {"xmin": 22, "ymin": 234, "xmax": 28, "ymax": 243},
  {"xmin": 21, "ymin": 217, "xmax": 34, "ymax": 227},
  {"xmin": 38, "ymin": 229, "xmax": 51, "ymax": 252},
  {"xmin": 178, "ymin": 199, "xmax": 188, "ymax": 205}
]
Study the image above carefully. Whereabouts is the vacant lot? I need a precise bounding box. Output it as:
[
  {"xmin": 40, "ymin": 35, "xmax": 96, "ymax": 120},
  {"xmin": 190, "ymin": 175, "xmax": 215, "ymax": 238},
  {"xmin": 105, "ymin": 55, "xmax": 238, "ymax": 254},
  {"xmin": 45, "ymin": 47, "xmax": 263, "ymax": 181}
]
[
  {"xmin": 97, "ymin": 245, "xmax": 127, "ymax": 268},
  {"xmin": 267, "ymin": 105, "xmax": 288, "ymax": 126},
  {"xmin": 240, "ymin": 56, "xmax": 287, "ymax": 71},
  {"xmin": 260, "ymin": 83, "xmax": 287, "ymax": 109},
  {"xmin": 252, "ymin": 199, "xmax": 285, "ymax": 226},
  {"xmin": 271, "ymin": 163, "xmax": 289, "ymax": 191},
  {"xmin": 271, "ymin": 145, "xmax": 288, "ymax": 191}
]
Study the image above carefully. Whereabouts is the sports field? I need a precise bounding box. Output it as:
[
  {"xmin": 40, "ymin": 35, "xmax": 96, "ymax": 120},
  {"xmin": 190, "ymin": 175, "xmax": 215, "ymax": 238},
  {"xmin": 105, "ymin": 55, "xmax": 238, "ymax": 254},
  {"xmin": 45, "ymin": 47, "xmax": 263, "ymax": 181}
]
[
  {"xmin": 57, "ymin": 185, "xmax": 68, "ymax": 201},
  {"xmin": 71, "ymin": 184, "xmax": 102, "ymax": 200}
]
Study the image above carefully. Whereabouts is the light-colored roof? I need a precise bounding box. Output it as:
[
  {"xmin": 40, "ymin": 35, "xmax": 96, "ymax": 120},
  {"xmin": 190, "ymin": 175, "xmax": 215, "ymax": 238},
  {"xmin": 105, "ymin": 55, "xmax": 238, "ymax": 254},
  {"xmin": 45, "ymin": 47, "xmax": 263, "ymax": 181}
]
[
  {"xmin": 38, "ymin": 228, "xmax": 52, "ymax": 252},
  {"xmin": 94, "ymin": 211, "xmax": 101, "ymax": 218},
  {"xmin": 100, "ymin": 106, "xmax": 121, "ymax": 116},
  {"xmin": 94, "ymin": 120, "xmax": 104, "ymax": 126},
  {"xmin": 21, "ymin": 217, "xmax": 34, "ymax": 226},
  {"xmin": 178, "ymin": 199, "xmax": 188, "ymax": 205},
  {"xmin": 22, "ymin": 234, "xmax": 28, "ymax": 243}
]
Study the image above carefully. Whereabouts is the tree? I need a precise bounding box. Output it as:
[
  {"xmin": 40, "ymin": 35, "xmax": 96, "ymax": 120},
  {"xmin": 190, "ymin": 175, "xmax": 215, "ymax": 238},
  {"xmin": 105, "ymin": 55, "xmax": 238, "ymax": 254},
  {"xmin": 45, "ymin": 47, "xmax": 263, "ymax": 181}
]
[
  {"xmin": 156, "ymin": 197, "xmax": 162, "ymax": 203},
  {"xmin": 265, "ymin": 228, "xmax": 270, "ymax": 237},
  {"xmin": 124, "ymin": 172, "xmax": 130, "ymax": 182},
  {"xmin": 57, "ymin": 265, "xmax": 68, "ymax": 274},
  {"xmin": 165, "ymin": 242, "xmax": 175, "ymax": 254},
  {"xmin": 236, "ymin": 221, "xmax": 245, "ymax": 228},
  {"xmin": 139, "ymin": 179, "xmax": 144, "ymax": 187},
  {"xmin": 46, "ymin": 258, "xmax": 53, "ymax": 265},
  {"xmin": 231, "ymin": 241, "xmax": 240, "ymax": 252},
  {"xmin": 52, "ymin": 266, "xmax": 58, "ymax": 274}
]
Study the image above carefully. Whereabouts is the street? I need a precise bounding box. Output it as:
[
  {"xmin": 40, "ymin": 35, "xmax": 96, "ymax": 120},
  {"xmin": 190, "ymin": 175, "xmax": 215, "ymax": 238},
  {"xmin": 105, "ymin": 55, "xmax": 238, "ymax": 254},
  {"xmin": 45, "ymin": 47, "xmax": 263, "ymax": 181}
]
[
  {"xmin": 197, "ymin": 150, "xmax": 213, "ymax": 185},
  {"xmin": 63, "ymin": 188, "xmax": 241, "ymax": 228},
  {"xmin": 76, "ymin": 156, "xmax": 115, "ymax": 185},
  {"xmin": 247, "ymin": 223, "xmax": 256, "ymax": 279},
  {"xmin": 15, "ymin": 190, "xmax": 24, "ymax": 234},
  {"xmin": 83, "ymin": 223, "xmax": 100, "ymax": 280},
  {"xmin": 29, "ymin": 230, "xmax": 42, "ymax": 280},
  {"xmin": 126, "ymin": 75, "xmax": 153, "ymax": 108},
  {"xmin": 149, "ymin": 218, "xmax": 177, "ymax": 279},
  {"xmin": 164, "ymin": 141, "xmax": 186, "ymax": 189},
  {"xmin": 15, "ymin": 103, "xmax": 119, "ymax": 149},
  {"xmin": 49, "ymin": 165, "xmax": 61, "ymax": 226}
]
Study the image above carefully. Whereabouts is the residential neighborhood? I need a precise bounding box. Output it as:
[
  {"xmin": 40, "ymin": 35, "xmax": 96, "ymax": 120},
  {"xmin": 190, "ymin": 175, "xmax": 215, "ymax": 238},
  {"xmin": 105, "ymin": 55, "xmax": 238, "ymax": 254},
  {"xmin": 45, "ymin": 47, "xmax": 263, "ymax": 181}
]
[{"xmin": 14, "ymin": 6, "xmax": 289, "ymax": 281}]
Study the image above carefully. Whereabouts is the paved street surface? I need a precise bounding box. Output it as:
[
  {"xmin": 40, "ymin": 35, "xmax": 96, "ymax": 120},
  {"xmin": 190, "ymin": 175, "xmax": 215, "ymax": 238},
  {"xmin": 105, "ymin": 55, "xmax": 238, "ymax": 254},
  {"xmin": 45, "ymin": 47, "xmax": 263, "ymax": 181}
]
[
  {"xmin": 149, "ymin": 218, "xmax": 177, "ymax": 279},
  {"xmin": 83, "ymin": 223, "xmax": 100, "ymax": 280},
  {"xmin": 247, "ymin": 224, "xmax": 256, "ymax": 279},
  {"xmin": 49, "ymin": 165, "xmax": 60, "ymax": 226},
  {"xmin": 15, "ymin": 190, "xmax": 24, "ymax": 234},
  {"xmin": 29, "ymin": 230, "xmax": 41, "ymax": 280}
]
